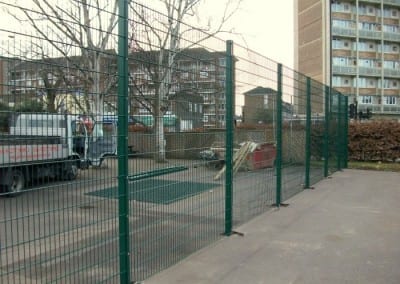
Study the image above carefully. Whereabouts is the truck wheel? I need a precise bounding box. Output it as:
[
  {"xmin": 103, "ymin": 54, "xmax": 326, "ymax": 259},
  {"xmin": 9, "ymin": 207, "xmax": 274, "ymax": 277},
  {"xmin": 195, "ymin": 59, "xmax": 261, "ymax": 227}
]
[
  {"xmin": 6, "ymin": 169, "xmax": 25, "ymax": 195},
  {"xmin": 63, "ymin": 162, "xmax": 79, "ymax": 181},
  {"xmin": 66, "ymin": 164, "xmax": 78, "ymax": 180}
]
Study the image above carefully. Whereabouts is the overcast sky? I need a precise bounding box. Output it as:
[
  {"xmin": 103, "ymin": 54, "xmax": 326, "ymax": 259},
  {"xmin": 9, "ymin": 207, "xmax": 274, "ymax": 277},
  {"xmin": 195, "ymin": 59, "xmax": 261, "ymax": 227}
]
[
  {"xmin": 1, "ymin": 0, "xmax": 294, "ymax": 67},
  {"xmin": 209, "ymin": 0, "xmax": 294, "ymax": 68},
  {"xmin": 236, "ymin": 0, "xmax": 294, "ymax": 67}
]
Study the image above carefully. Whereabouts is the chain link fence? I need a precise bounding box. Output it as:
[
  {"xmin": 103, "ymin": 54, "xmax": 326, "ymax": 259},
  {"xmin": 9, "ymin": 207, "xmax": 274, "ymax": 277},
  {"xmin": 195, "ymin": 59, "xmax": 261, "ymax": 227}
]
[{"xmin": 0, "ymin": 1, "xmax": 348, "ymax": 283}]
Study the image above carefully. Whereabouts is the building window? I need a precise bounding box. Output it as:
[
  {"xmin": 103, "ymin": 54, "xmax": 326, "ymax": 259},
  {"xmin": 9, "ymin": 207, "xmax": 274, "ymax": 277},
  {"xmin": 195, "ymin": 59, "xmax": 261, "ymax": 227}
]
[
  {"xmin": 358, "ymin": 22, "xmax": 378, "ymax": 31},
  {"xmin": 367, "ymin": 7, "xmax": 375, "ymax": 15},
  {"xmin": 332, "ymin": 2, "xmax": 352, "ymax": 12},
  {"xmin": 360, "ymin": 96, "xmax": 372, "ymax": 104},
  {"xmin": 384, "ymin": 96, "xmax": 396, "ymax": 105},
  {"xmin": 332, "ymin": 76, "xmax": 341, "ymax": 87},
  {"xmin": 359, "ymin": 59, "xmax": 375, "ymax": 68},
  {"xmin": 333, "ymin": 39, "xmax": 351, "ymax": 49},
  {"xmin": 384, "ymin": 61, "xmax": 399, "ymax": 69},
  {"xmin": 382, "ymin": 44, "xmax": 399, "ymax": 53},
  {"xmin": 333, "ymin": 19, "xmax": 353, "ymax": 28},
  {"xmin": 263, "ymin": 96, "xmax": 268, "ymax": 108},
  {"xmin": 333, "ymin": 76, "xmax": 351, "ymax": 87},
  {"xmin": 358, "ymin": 4, "xmax": 367, "ymax": 15},
  {"xmin": 333, "ymin": 57, "xmax": 356, "ymax": 66},
  {"xmin": 369, "ymin": 80, "xmax": 375, "ymax": 87},
  {"xmin": 381, "ymin": 80, "xmax": 399, "ymax": 89},
  {"xmin": 383, "ymin": 25, "xmax": 398, "ymax": 33},
  {"xmin": 200, "ymin": 71, "xmax": 208, "ymax": 78},
  {"xmin": 381, "ymin": 79, "xmax": 390, "ymax": 89},
  {"xmin": 354, "ymin": 77, "xmax": 367, "ymax": 88},
  {"xmin": 332, "ymin": 38, "xmax": 340, "ymax": 49},
  {"xmin": 219, "ymin": 58, "xmax": 226, "ymax": 67}
]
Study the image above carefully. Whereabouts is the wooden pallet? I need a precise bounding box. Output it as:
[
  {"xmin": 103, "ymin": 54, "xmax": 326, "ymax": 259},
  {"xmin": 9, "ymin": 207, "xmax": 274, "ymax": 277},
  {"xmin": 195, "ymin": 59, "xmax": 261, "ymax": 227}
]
[{"xmin": 214, "ymin": 141, "xmax": 256, "ymax": 180}]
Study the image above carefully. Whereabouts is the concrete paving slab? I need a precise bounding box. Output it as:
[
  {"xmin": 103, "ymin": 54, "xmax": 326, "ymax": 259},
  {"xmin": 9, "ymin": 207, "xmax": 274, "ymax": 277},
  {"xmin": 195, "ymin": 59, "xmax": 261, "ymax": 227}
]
[{"xmin": 145, "ymin": 169, "xmax": 400, "ymax": 284}]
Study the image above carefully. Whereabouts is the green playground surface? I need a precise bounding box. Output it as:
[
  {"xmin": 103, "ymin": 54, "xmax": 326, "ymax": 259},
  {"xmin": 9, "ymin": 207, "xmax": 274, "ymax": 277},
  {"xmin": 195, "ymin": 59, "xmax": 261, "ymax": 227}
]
[{"xmin": 87, "ymin": 178, "xmax": 221, "ymax": 204}]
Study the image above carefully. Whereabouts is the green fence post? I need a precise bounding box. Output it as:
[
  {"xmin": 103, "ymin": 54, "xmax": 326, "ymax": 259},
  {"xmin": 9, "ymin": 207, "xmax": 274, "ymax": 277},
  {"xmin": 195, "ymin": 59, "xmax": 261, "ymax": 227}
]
[
  {"xmin": 275, "ymin": 63, "xmax": 283, "ymax": 206},
  {"xmin": 324, "ymin": 86, "xmax": 330, "ymax": 177},
  {"xmin": 305, "ymin": 77, "xmax": 311, "ymax": 188},
  {"xmin": 344, "ymin": 96, "xmax": 349, "ymax": 168},
  {"xmin": 224, "ymin": 40, "xmax": 234, "ymax": 236},
  {"xmin": 117, "ymin": 0, "xmax": 130, "ymax": 283},
  {"xmin": 337, "ymin": 94, "xmax": 342, "ymax": 171}
]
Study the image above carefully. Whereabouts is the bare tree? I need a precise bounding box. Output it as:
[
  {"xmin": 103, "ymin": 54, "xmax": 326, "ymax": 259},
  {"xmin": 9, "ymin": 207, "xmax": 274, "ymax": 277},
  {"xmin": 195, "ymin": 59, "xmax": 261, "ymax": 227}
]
[
  {"xmin": 129, "ymin": 0, "xmax": 241, "ymax": 162},
  {"xmin": 8, "ymin": 0, "xmax": 119, "ymax": 118}
]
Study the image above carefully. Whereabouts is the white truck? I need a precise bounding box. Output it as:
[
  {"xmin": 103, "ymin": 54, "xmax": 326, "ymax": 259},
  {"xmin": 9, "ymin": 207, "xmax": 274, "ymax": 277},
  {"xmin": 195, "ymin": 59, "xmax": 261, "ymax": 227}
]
[{"xmin": 0, "ymin": 113, "xmax": 117, "ymax": 195}]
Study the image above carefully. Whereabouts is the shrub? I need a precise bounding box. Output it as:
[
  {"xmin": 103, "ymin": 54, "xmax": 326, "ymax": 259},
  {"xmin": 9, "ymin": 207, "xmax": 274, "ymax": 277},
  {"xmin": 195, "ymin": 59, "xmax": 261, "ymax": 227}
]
[{"xmin": 348, "ymin": 121, "xmax": 400, "ymax": 162}]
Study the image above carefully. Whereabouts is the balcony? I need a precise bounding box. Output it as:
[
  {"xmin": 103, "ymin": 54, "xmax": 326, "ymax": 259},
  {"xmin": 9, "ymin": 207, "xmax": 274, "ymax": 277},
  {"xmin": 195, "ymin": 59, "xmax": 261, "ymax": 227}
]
[
  {"xmin": 384, "ymin": 32, "xmax": 400, "ymax": 42},
  {"xmin": 332, "ymin": 26, "xmax": 356, "ymax": 38},
  {"xmin": 332, "ymin": 65, "xmax": 357, "ymax": 75},
  {"xmin": 358, "ymin": 103, "xmax": 400, "ymax": 114},
  {"xmin": 359, "ymin": 66, "xmax": 382, "ymax": 76},
  {"xmin": 384, "ymin": 68, "xmax": 400, "ymax": 77},
  {"xmin": 203, "ymin": 99, "xmax": 216, "ymax": 105},
  {"xmin": 359, "ymin": 0, "xmax": 399, "ymax": 6},
  {"xmin": 358, "ymin": 29, "xmax": 382, "ymax": 40},
  {"xmin": 358, "ymin": 0, "xmax": 380, "ymax": 3},
  {"xmin": 383, "ymin": 0, "xmax": 400, "ymax": 5},
  {"xmin": 383, "ymin": 105, "xmax": 400, "ymax": 113}
]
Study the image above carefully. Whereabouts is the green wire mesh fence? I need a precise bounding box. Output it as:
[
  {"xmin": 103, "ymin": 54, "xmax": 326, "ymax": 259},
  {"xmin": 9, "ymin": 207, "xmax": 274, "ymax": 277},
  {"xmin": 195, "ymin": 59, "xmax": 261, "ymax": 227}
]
[{"xmin": 0, "ymin": 1, "xmax": 348, "ymax": 283}]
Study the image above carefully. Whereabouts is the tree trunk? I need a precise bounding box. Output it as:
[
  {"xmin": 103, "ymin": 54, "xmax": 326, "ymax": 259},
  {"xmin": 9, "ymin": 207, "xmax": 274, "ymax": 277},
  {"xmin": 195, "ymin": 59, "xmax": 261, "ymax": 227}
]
[
  {"xmin": 154, "ymin": 85, "xmax": 166, "ymax": 163},
  {"xmin": 47, "ymin": 91, "xmax": 56, "ymax": 113},
  {"xmin": 89, "ymin": 52, "xmax": 104, "ymax": 120}
]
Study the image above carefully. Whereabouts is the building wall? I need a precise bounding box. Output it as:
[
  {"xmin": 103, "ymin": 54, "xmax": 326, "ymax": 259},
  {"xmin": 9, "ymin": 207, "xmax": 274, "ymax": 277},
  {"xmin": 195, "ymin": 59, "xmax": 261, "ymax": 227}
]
[
  {"xmin": 296, "ymin": 0, "xmax": 400, "ymax": 117},
  {"xmin": 130, "ymin": 50, "xmax": 227, "ymax": 129},
  {"xmin": 295, "ymin": 0, "xmax": 328, "ymax": 84},
  {"xmin": 243, "ymin": 95, "xmax": 263, "ymax": 123}
]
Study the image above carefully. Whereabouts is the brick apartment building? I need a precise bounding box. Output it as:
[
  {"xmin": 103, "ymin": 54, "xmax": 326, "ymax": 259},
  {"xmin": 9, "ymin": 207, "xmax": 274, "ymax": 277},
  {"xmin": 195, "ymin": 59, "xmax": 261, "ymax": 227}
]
[
  {"xmin": 295, "ymin": 0, "xmax": 400, "ymax": 118},
  {"xmin": 0, "ymin": 47, "xmax": 228, "ymax": 129}
]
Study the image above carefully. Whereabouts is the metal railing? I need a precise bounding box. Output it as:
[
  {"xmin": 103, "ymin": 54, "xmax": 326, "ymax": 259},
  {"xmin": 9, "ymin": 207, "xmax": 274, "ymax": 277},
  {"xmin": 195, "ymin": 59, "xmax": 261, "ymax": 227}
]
[
  {"xmin": 332, "ymin": 26, "xmax": 357, "ymax": 38},
  {"xmin": 333, "ymin": 65, "xmax": 357, "ymax": 75},
  {"xmin": 0, "ymin": 1, "xmax": 349, "ymax": 283}
]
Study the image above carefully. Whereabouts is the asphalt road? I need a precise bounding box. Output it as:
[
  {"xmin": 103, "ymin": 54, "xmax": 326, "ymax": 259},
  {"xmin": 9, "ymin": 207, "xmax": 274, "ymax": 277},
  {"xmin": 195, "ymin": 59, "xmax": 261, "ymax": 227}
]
[{"xmin": 0, "ymin": 158, "xmax": 320, "ymax": 283}]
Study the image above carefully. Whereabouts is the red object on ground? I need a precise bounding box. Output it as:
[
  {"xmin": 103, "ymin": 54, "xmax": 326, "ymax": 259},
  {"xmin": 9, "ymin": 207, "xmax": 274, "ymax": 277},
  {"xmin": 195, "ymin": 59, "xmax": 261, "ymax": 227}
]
[{"xmin": 246, "ymin": 143, "xmax": 276, "ymax": 170}]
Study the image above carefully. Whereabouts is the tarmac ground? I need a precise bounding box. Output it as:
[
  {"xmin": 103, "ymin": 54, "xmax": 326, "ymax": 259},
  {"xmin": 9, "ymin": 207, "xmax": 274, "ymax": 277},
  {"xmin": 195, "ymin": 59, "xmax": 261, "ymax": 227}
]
[{"xmin": 145, "ymin": 169, "xmax": 400, "ymax": 284}]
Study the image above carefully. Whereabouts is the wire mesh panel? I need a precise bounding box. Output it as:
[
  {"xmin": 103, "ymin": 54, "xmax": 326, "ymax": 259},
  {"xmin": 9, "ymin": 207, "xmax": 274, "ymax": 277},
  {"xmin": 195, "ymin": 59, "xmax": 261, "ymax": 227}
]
[
  {"xmin": 280, "ymin": 68, "xmax": 307, "ymax": 201},
  {"xmin": 127, "ymin": 1, "xmax": 227, "ymax": 281},
  {"xmin": 0, "ymin": 1, "xmax": 121, "ymax": 283},
  {"xmin": 329, "ymin": 90, "xmax": 341, "ymax": 174},
  {"xmin": 231, "ymin": 44, "xmax": 277, "ymax": 225},
  {"xmin": 309, "ymin": 79, "xmax": 326, "ymax": 185},
  {"xmin": 0, "ymin": 0, "xmax": 349, "ymax": 283}
]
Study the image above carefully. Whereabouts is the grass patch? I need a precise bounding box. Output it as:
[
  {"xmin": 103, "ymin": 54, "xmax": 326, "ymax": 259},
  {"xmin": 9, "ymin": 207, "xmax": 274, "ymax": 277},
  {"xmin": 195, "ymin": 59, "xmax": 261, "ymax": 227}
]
[{"xmin": 348, "ymin": 161, "xmax": 400, "ymax": 172}]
